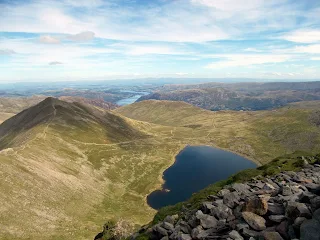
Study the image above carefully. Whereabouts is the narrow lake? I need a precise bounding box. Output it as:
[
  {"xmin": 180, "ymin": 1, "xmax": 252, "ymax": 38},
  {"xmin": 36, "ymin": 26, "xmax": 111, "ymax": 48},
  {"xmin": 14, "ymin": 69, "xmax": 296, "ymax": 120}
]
[
  {"xmin": 147, "ymin": 145, "xmax": 257, "ymax": 209},
  {"xmin": 116, "ymin": 91, "xmax": 149, "ymax": 106}
]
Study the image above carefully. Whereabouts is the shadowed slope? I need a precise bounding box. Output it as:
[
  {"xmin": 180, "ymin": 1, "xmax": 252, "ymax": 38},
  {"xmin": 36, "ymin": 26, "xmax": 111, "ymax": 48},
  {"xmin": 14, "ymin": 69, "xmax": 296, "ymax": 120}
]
[
  {"xmin": 0, "ymin": 96, "xmax": 118, "ymax": 124},
  {"xmin": 0, "ymin": 97, "xmax": 146, "ymax": 150}
]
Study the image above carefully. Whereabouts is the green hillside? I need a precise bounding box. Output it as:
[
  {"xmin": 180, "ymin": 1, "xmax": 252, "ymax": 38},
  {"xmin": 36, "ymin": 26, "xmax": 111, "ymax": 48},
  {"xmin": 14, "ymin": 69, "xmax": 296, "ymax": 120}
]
[
  {"xmin": 115, "ymin": 100, "xmax": 320, "ymax": 164},
  {"xmin": 0, "ymin": 98, "xmax": 320, "ymax": 239},
  {"xmin": 0, "ymin": 98, "xmax": 183, "ymax": 240}
]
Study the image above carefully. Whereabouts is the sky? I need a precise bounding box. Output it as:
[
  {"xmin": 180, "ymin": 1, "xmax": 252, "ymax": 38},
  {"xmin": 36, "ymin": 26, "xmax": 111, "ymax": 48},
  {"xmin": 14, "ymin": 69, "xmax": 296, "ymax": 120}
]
[{"xmin": 0, "ymin": 0, "xmax": 320, "ymax": 82}]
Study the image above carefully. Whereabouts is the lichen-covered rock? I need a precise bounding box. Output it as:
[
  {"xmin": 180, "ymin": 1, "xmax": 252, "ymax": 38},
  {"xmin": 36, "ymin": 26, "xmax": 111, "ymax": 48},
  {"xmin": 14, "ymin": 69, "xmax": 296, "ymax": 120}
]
[
  {"xmin": 228, "ymin": 230, "xmax": 244, "ymax": 240},
  {"xmin": 162, "ymin": 222, "xmax": 174, "ymax": 232},
  {"xmin": 191, "ymin": 226, "xmax": 203, "ymax": 239},
  {"xmin": 210, "ymin": 203, "xmax": 233, "ymax": 220},
  {"xmin": 223, "ymin": 192, "xmax": 240, "ymax": 208},
  {"xmin": 164, "ymin": 215, "xmax": 178, "ymax": 225},
  {"xmin": 155, "ymin": 225, "xmax": 168, "ymax": 236},
  {"xmin": 285, "ymin": 202, "xmax": 312, "ymax": 220},
  {"xmin": 269, "ymin": 215, "xmax": 286, "ymax": 223},
  {"xmin": 244, "ymin": 197, "xmax": 268, "ymax": 215},
  {"xmin": 202, "ymin": 202, "xmax": 214, "ymax": 213},
  {"xmin": 242, "ymin": 211, "xmax": 266, "ymax": 231},
  {"xmin": 230, "ymin": 183, "xmax": 251, "ymax": 194},
  {"xmin": 196, "ymin": 211, "xmax": 218, "ymax": 229},
  {"xmin": 263, "ymin": 231, "xmax": 284, "ymax": 240},
  {"xmin": 178, "ymin": 233, "xmax": 191, "ymax": 240}
]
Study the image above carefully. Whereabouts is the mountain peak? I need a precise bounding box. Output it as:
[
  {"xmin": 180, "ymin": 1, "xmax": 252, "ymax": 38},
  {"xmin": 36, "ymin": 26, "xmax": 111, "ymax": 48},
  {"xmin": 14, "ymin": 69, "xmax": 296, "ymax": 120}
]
[{"xmin": 0, "ymin": 97, "xmax": 146, "ymax": 150}]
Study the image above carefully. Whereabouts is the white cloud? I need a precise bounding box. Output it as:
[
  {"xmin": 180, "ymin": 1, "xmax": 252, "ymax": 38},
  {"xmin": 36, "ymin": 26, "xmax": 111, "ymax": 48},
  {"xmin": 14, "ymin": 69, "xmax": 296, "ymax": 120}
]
[
  {"xmin": 191, "ymin": 0, "xmax": 268, "ymax": 12},
  {"xmin": 294, "ymin": 44, "xmax": 320, "ymax": 54},
  {"xmin": 0, "ymin": 38, "xmax": 118, "ymax": 65},
  {"xmin": 206, "ymin": 54, "xmax": 291, "ymax": 68},
  {"xmin": 175, "ymin": 72, "xmax": 189, "ymax": 75},
  {"xmin": 244, "ymin": 48, "xmax": 262, "ymax": 52},
  {"xmin": 282, "ymin": 29, "xmax": 320, "ymax": 43},
  {"xmin": 0, "ymin": 0, "xmax": 311, "ymax": 43},
  {"xmin": 67, "ymin": 31, "xmax": 95, "ymax": 42},
  {"xmin": 0, "ymin": 49, "xmax": 16, "ymax": 55},
  {"xmin": 39, "ymin": 35, "xmax": 60, "ymax": 44},
  {"xmin": 49, "ymin": 61, "xmax": 63, "ymax": 65},
  {"xmin": 0, "ymin": 0, "xmax": 229, "ymax": 42},
  {"xmin": 311, "ymin": 57, "xmax": 320, "ymax": 61},
  {"xmin": 1, "ymin": 0, "xmax": 320, "ymax": 81},
  {"xmin": 126, "ymin": 46, "xmax": 184, "ymax": 56},
  {"xmin": 63, "ymin": 0, "xmax": 105, "ymax": 8}
]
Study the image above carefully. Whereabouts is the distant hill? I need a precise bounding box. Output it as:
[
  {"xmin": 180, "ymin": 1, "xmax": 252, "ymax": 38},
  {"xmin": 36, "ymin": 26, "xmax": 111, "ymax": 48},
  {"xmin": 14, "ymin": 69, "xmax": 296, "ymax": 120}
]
[
  {"xmin": 139, "ymin": 81, "xmax": 320, "ymax": 111},
  {"xmin": 59, "ymin": 96, "xmax": 118, "ymax": 110},
  {"xmin": 159, "ymin": 81, "xmax": 320, "ymax": 92}
]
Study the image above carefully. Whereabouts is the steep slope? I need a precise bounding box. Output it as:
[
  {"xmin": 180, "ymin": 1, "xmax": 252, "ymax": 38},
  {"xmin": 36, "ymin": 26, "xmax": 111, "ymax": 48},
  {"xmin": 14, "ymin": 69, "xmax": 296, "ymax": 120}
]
[
  {"xmin": 0, "ymin": 97, "xmax": 143, "ymax": 150},
  {"xmin": 0, "ymin": 96, "xmax": 118, "ymax": 124},
  {"xmin": 115, "ymin": 100, "xmax": 320, "ymax": 163},
  {"xmin": 0, "ymin": 98, "xmax": 184, "ymax": 240}
]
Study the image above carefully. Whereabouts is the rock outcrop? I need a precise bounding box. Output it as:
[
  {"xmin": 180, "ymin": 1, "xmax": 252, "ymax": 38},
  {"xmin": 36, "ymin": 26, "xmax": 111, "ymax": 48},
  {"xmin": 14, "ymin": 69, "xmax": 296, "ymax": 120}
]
[{"xmin": 136, "ymin": 162, "xmax": 320, "ymax": 240}]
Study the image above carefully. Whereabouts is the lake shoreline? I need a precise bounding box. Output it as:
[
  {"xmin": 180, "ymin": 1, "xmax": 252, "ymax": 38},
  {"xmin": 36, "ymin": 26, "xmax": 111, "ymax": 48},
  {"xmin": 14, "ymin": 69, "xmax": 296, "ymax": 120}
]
[{"xmin": 147, "ymin": 145, "xmax": 257, "ymax": 209}]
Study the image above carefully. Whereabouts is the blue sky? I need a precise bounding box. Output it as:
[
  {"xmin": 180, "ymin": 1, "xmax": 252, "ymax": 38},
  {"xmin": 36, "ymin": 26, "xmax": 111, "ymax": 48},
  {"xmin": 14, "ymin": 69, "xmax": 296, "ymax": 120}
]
[{"xmin": 0, "ymin": 0, "xmax": 320, "ymax": 82}]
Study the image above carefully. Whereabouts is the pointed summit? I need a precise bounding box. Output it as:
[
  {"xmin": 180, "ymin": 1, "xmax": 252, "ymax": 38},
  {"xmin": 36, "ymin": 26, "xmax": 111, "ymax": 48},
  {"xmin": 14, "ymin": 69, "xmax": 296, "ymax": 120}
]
[{"xmin": 0, "ymin": 97, "xmax": 146, "ymax": 150}]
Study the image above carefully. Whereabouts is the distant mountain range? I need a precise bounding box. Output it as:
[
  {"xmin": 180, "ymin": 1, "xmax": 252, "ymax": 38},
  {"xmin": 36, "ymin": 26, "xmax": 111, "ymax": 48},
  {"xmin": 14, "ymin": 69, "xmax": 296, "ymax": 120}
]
[{"xmin": 138, "ymin": 81, "xmax": 320, "ymax": 111}]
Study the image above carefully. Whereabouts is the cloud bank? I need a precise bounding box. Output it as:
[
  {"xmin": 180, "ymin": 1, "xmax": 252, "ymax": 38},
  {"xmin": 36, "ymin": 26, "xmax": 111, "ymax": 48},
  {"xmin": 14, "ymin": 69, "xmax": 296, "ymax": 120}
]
[{"xmin": 0, "ymin": 0, "xmax": 319, "ymax": 81}]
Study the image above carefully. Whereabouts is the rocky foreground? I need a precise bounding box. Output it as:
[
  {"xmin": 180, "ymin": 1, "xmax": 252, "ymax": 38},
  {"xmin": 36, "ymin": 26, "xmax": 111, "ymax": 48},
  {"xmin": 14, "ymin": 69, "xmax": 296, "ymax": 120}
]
[{"xmin": 133, "ymin": 162, "xmax": 320, "ymax": 240}]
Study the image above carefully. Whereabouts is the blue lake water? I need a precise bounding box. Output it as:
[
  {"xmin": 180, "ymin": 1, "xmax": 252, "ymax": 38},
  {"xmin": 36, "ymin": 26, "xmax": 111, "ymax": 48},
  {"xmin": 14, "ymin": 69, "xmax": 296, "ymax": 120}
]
[
  {"xmin": 147, "ymin": 145, "xmax": 257, "ymax": 209},
  {"xmin": 116, "ymin": 91, "xmax": 149, "ymax": 106}
]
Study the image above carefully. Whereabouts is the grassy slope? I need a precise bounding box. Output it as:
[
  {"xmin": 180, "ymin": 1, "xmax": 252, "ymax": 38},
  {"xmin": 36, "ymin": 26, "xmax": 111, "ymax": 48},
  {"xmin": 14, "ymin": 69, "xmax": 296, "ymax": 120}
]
[
  {"xmin": 115, "ymin": 100, "xmax": 320, "ymax": 164},
  {"xmin": 0, "ymin": 98, "xmax": 319, "ymax": 239},
  {"xmin": 0, "ymin": 98, "xmax": 187, "ymax": 240}
]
